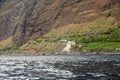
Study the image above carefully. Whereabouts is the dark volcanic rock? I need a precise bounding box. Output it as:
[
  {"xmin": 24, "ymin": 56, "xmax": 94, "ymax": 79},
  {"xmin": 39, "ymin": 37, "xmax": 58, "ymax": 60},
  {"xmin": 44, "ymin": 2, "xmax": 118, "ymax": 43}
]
[{"xmin": 0, "ymin": 0, "xmax": 120, "ymax": 46}]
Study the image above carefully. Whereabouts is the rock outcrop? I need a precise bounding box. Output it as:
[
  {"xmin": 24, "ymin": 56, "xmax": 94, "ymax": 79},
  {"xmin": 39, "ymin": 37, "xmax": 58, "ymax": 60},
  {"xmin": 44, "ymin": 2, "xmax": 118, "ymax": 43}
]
[{"xmin": 0, "ymin": 0, "xmax": 120, "ymax": 46}]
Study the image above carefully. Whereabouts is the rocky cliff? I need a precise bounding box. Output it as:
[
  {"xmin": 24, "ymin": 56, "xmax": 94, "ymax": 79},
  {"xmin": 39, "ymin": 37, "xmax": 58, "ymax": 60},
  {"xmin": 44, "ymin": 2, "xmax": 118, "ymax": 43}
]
[{"xmin": 0, "ymin": 0, "xmax": 120, "ymax": 46}]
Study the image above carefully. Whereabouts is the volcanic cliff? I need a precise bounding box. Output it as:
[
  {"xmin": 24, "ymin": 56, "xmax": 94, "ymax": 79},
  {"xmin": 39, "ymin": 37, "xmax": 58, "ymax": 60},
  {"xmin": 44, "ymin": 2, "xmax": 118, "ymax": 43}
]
[{"xmin": 0, "ymin": 0, "xmax": 120, "ymax": 52}]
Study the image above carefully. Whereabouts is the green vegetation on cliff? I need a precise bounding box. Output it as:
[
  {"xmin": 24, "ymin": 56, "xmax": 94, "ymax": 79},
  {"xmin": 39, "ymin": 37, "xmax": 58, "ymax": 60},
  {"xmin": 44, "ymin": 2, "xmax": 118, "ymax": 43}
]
[
  {"xmin": 11, "ymin": 17, "xmax": 119, "ymax": 53},
  {"xmin": 0, "ymin": 17, "xmax": 120, "ymax": 53}
]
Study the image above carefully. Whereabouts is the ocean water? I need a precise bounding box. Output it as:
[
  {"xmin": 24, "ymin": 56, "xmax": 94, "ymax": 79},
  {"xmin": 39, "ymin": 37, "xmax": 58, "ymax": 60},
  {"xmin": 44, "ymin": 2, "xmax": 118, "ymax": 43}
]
[{"xmin": 0, "ymin": 54, "xmax": 120, "ymax": 80}]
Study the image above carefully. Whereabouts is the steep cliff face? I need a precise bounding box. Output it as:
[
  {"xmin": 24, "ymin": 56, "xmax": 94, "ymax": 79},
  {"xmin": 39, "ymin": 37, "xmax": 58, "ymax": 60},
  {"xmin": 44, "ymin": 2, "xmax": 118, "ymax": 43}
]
[
  {"xmin": 0, "ymin": 0, "xmax": 120, "ymax": 46},
  {"xmin": 0, "ymin": 0, "xmax": 38, "ymax": 45}
]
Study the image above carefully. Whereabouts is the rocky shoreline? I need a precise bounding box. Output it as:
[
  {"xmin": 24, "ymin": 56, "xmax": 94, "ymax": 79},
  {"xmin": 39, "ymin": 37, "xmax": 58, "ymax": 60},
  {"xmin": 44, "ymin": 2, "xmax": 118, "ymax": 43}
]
[{"xmin": 1, "ymin": 50, "xmax": 120, "ymax": 56}]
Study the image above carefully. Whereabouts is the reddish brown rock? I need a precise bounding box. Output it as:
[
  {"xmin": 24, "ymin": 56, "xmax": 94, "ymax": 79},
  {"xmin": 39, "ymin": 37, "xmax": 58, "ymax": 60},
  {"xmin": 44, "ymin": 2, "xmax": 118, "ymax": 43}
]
[{"xmin": 0, "ymin": 0, "xmax": 119, "ymax": 46}]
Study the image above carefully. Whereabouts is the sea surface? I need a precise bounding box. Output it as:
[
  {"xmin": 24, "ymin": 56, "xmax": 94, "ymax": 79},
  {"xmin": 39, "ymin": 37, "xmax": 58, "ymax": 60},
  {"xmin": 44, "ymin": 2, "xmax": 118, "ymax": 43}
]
[{"xmin": 0, "ymin": 54, "xmax": 120, "ymax": 80}]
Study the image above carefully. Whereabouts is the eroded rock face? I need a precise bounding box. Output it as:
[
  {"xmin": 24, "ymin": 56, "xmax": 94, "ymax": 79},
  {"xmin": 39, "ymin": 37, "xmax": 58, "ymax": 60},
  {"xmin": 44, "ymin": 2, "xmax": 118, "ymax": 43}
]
[
  {"xmin": 0, "ymin": 0, "xmax": 120, "ymax": 46},
  {"xmin": 0, "ymin": 0, "xmax": 38, "ymax": 45}
]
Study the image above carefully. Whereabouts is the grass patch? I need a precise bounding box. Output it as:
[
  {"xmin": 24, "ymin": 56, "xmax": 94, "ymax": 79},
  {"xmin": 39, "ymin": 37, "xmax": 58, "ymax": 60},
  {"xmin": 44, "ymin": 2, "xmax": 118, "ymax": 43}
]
[
  {"xmin": 81, "ymin": 25, "xmax": 120, "ymax": 43},
  {"xmin": 81, "ymin": 42, "xmax": 120, "ymax": 52},
  {"xmin": 19, "ymin": 40, "xmax": 63, "ymax": 53},
  {"xmin": 0, "ymin": 37, "xmax": 15, "ymax": 52}
]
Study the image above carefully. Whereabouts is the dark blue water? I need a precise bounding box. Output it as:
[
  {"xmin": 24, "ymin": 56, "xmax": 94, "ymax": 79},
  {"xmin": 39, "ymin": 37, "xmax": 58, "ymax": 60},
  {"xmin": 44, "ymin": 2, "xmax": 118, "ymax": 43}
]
[{"xmin": 0, "ymin": 54, "xmax": 120, "ymax": 80}]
